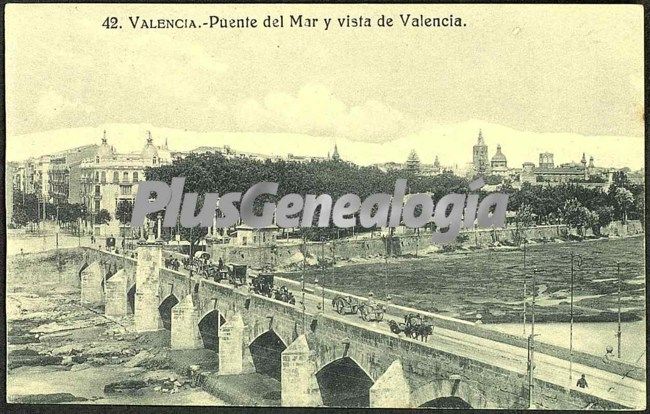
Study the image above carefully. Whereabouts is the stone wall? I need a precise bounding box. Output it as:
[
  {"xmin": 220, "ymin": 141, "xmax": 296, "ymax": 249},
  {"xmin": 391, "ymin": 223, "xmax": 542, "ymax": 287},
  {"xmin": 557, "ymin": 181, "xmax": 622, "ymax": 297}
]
[{"xmin": 207, "ymin": 220, "xmax": 643, "ymax": 267}]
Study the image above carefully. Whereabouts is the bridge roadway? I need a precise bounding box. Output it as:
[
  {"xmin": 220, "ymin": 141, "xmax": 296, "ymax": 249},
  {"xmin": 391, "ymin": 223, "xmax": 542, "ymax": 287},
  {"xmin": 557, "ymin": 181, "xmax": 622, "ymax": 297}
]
[{"xmin": 172, "ymin": 264, "xmax": 644, "ymax": 409}]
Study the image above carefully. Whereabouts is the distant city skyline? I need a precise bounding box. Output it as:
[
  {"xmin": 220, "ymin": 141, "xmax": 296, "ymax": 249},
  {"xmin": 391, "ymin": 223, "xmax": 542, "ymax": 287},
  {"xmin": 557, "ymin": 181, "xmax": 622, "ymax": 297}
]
[{"xmin": 6, "ymin": 120, "xmax": 645, "ymax": 171}]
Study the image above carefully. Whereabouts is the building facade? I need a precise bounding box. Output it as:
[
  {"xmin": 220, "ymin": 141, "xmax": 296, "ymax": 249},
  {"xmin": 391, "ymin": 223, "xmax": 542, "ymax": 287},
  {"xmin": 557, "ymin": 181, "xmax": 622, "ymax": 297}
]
[
  {"xmin": 518, "ymin": 152, "xmax": 612, "ymax": 189},
  {"xmin": 79, "ymin": 132, "xmax": 172, "ymax": 236}
]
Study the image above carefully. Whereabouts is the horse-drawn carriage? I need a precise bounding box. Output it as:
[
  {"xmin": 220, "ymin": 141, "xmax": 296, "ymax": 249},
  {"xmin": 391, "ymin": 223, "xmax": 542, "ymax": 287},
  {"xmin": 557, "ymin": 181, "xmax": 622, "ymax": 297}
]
[
  {"xmin": 273, "ymin": 286, "xmax": 296, "ymax": 305},
  {"xmin": 387, "ymin": 313, "xmax": 434, "ymax": 342},
  {"xmin": 164, "ymin": 257, "xmax": 181, "ymax": 271},
  {"xmin": 332, "ymin": 295, "xmax": 361, "ymax": 315},
  {"xmin": 227, "ymin": 264, "xmax": 248, "ymax": 287},
  {"xmin": 359, "ymin": 303, "xmax": 386, "ymax": 322},
  {"xmin": 331, "ymin": 295, "xmax": 386, "ymax": 321},
  {"xmin": 250, "ymin": 273, "xmax": 274, "ymax": 297},
  {"xmin": 249, "ymin": 273, "xmax": 296, "ymax": 305},
  {"xmin": 202, "ymin": 262, "xmax": 222, "ymax": 280},
  {"xmin": 182, "ymin": 252, "xmax": 211, "ymax": 274}
]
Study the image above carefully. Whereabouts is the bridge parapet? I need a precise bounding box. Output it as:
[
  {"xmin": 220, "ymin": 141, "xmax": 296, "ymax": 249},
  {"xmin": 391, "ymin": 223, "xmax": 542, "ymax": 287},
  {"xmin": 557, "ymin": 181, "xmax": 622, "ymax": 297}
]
[{"xmin": 273, "ymin": 275, "xmax": 645, "ymax": 382}]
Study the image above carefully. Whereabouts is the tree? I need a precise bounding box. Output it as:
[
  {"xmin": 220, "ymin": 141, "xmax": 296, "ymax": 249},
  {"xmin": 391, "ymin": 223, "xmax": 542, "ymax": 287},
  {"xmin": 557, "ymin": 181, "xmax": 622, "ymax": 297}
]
[
  {"xmin": 12, "ymin": 209, "xmax": 29, "ymax": 228},
  {"xmin": 613, "ymin": 187, "xmax": 634, "ymax": 223},
  {"xmin": 95, "ymin": 209, "xmax": 111, "ymax": 225},
  {"xmin": 562, "ymin": 198, "xmax": 593, "ymax": 236},
  {"xmin": 484, "ymin": 174, "xmax": 503, "ymax": 185},
  {"xmin": 584, "ymin": 208, "xmax": 599, "ymax": 237},
  {"xmin": 610, "ymin": 171, "xmax": 631, "ymax": 190},
  {"xmin": 115, "ymin": 200, "xmax": 133, "ymax": 225},
  {"xmin": 594, "ymin": 206, "xmax": 614, "ymax": 235},
  {"xmin": 634, "ymin": 195, "xmax": 645, "ymax": 225},
  {"xmin": 513, "ymin": 203, "xmax": 534, "ymax": 245},
  {"xmin": 405, "ymin": 150, "xmax": 421, "ymax": 174}
]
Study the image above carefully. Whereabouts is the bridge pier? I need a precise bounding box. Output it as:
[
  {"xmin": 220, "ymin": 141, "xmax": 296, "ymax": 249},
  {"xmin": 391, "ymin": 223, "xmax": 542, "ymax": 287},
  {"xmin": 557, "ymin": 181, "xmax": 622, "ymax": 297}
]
[
  {"xmin": 80, "ymin": 261, "xmax": 104, "ymax": 306},
  {"xmin": 369, "ymin": 359, "xmax": 411, "ymax": 408},
  {"xmin": 171, "ymin": 294, "xmax": 202, "ymax": 350},
  {"xmin": 218, "ymin": 312, "xmax": 245, "ymax": 375},
  {"xmin": 105, "ymin": 269, "xmax": 128, "ymax": 316},
  {"xmin": 134, "ymin": 242, "xmax": 163, "ymax": 332},
  {"xmin": 281, "ymin": 335, "xmax": 322, "ymax": 407}
]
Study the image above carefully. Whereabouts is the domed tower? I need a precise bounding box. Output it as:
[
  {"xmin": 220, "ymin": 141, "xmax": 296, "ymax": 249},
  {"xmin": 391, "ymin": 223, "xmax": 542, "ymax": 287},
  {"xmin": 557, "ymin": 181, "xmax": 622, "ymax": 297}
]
[
  {"xmin": 96, "ymin": 130, "xmax": 115, "ymax": 161},
  {"xmin": 490, "ymin": 144, "xmax": 508, "ymax": 174},
  {"xmin": 472, "ymin": 130, "xmax": 489, "ymax": 175},
  {"xmin": 141, "ymin": 131, "xmax": 159, "ymax": 164}
]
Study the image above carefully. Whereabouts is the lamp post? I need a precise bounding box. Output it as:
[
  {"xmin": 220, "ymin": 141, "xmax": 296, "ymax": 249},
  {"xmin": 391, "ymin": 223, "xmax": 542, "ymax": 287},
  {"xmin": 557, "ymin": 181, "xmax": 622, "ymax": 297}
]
[
  {"xmin": 523, "ymin": 280, "xmax": 527, "ymax": 336},
  {"xmin": 522, "ymin": 242, "xmax": 527, "ymax": 336},
  {"xmin": 527, "ymin": 267, "xmax": 539, "ymax": 409},
  {"xmin": 56, "ymin": 231, "xmax": 61, "ymax": 283},
  {"xmin": 616, "ymin": 261, "xmax": 622, "ymax": 359},
  {"xmin": 568, "ymin": 252, "xmax": 583, "ymax": 385},
  {"xmin": 301, "ymin": 235, "xmax": 306, "ymax": 334},
  {"xmin": 384, "ymin": 242, "xmax": 389, "ymax": 298},
  {"xmin": 156, "ymin": 212, "xmax": 163, "ymax": 242},
  {"xmin": 320, "ymin": 236, "xmax": 325, "ymax": 312},
  {"xmin": 188, "ymin": 226, "xmax": 194, "ymax": 294}
]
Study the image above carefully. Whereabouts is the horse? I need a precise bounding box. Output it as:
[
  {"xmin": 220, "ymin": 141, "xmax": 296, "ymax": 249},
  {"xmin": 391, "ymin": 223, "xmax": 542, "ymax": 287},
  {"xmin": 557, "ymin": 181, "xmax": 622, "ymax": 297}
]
[
  {"xmin": 387, "ymin": 320, "xmax": 418, "ymax": 337},
  {"xmin": 413, "ymin": 323, "xmax": 434, "ymax": 342}
]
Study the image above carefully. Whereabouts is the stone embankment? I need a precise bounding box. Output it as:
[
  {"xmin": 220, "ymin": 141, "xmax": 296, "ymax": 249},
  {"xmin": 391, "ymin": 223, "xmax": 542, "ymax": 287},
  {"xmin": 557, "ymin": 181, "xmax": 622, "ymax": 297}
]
[{"xmin": 209, "ymin": 220, "xmax": 643, "ymax": 268}]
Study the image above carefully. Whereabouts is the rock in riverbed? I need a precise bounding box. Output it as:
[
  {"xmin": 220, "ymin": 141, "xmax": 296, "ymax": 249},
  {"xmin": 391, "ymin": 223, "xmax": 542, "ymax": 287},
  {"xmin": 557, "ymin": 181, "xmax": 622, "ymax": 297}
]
[
  {"xmin": 104, "ymin": 379, "xmax": 148, "ymax": 394},
  {"xmin": 10, "ymin": 393, "xmax": 88, "ymax": 403}
]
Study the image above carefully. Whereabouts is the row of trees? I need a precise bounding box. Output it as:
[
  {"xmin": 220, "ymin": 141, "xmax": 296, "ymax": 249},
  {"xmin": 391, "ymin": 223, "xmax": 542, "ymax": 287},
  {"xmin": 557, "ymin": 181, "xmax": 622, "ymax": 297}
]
[
  {"xmin": 504, "ymin": 171, "xmax": 643, "ymax": 236},
  {"xmin": 11, "ymin": 154, "xmax": 643, "ymax": 244},
  {"xmin": 11, "ymin": 189, "xmax": 111, "ymax": 231},
  {"xmin": 143, "ymin": 153, "xmax": 472, "ymax": 246},
  {"xmin": 143, "ymin": 153, "xmax": 644, "ymax": 244}
]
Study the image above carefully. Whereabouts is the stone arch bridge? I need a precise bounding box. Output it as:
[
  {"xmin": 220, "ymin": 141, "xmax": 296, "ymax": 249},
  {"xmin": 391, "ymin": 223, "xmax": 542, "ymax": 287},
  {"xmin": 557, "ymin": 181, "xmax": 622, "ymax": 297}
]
[{"xmin": 78, "ymin": 243, "xmax": 641, "ymax": 409}]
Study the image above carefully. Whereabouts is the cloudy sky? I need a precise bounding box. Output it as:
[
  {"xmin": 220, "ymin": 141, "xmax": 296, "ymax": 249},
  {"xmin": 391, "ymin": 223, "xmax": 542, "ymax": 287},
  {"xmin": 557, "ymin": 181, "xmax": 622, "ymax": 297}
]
[{"xmin": 5, "ymin": 4, "xmax": 644, "ymax": 165}]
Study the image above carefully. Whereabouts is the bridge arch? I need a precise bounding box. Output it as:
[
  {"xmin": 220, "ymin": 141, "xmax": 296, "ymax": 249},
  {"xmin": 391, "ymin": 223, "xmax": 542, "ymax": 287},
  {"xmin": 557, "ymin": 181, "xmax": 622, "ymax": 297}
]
[
  {"xmin": 99, "ymin": 263, "xmax": 118, "ymax": 291},
  {"xmin": 158, "ymin": 294, "xmax": 179, "ymax": 330},
  {"xmin": 197, "ymin": 309, "xmax": 226, "ymax": 352},
  {"xmin": 127, "ymin": 284, "xmax": 136, "ymax": 314},
  {"xmin": 411, "ymin": 379, "xmax": 492, "ymax": 409},
  {"xmin": 248, "ymin": 329, "xmax": 287, "ymax": 381},
  {"xmin": 315, "ymin": 356, "xmax": 374, "ymax": 407}
]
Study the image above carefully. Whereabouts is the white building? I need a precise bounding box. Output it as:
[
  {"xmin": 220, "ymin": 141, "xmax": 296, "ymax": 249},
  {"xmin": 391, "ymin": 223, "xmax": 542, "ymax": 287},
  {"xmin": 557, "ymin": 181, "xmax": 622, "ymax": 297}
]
[{"xmin": 79, "ymin": 131, "xmax": 172, "ymax": 236}]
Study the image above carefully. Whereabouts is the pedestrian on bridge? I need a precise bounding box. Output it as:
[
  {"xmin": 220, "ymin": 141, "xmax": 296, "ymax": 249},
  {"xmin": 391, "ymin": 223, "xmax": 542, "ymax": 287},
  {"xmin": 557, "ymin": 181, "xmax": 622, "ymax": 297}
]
[
  {"xmin": 367, "ymin": 292, "xmax": 376, "ymax": 308},
  {"xmin": 576, "ymin": 374, "xmax": 588, "ymax": 388}
]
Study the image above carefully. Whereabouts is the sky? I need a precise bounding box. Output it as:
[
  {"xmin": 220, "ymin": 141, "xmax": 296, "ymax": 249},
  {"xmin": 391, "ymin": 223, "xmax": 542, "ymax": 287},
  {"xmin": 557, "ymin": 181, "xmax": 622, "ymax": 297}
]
[{"xmin": 4, "ymin": 4, "xmax": 645, "ymax": 167}]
